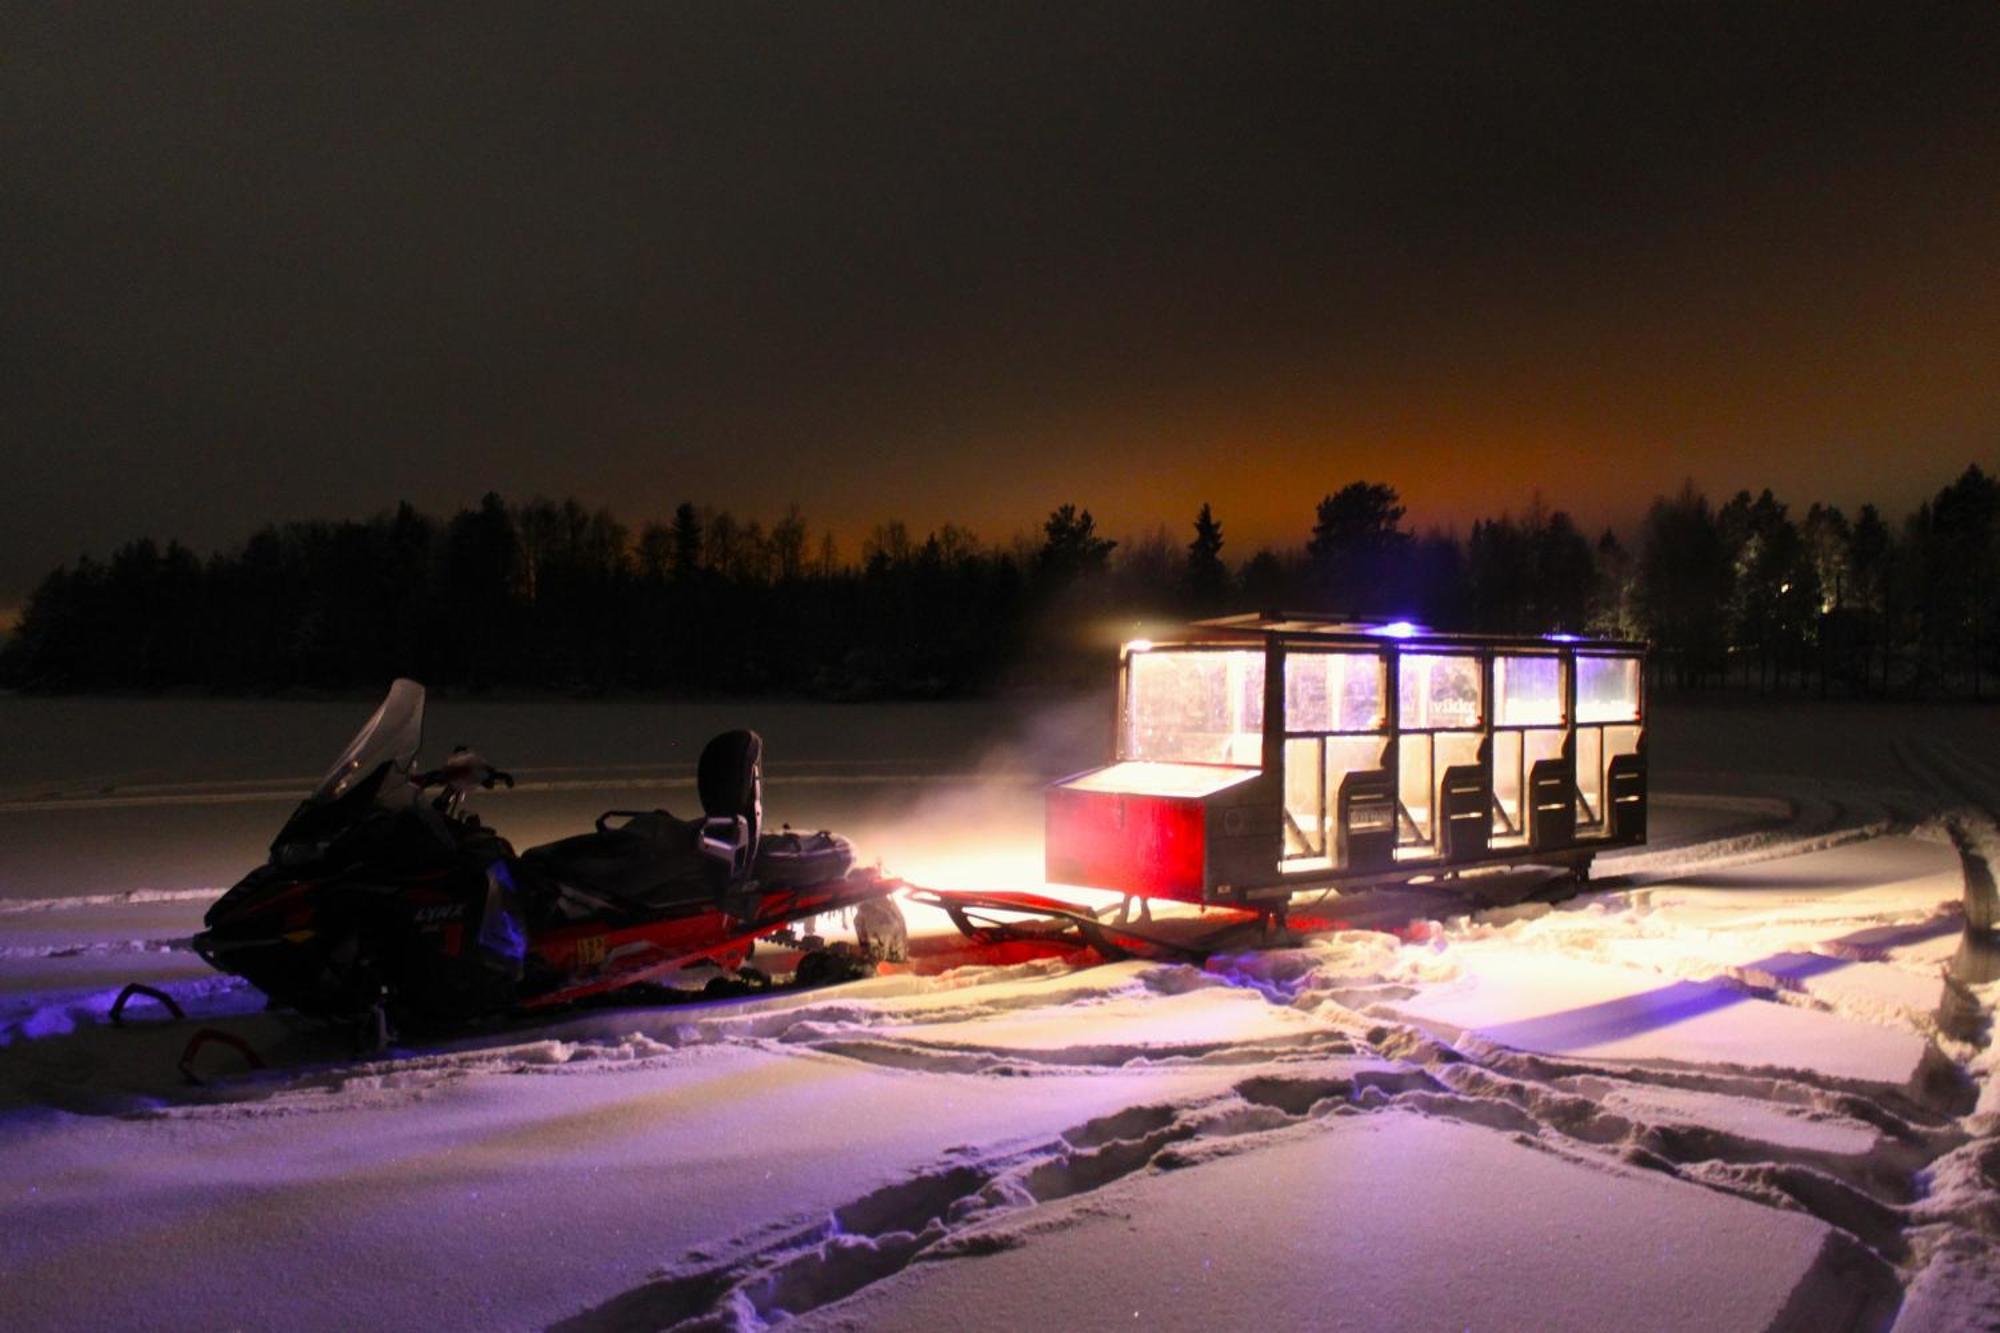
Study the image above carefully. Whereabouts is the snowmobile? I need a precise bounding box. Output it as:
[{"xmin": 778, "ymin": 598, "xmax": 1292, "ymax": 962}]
[{"xmin": 192, "ymin": 680, "xmax": 908, "ymax": 1044}]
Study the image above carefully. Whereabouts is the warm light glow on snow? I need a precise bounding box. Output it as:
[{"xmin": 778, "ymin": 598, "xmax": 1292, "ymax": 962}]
[{"xmin": 886, "ymin": 840, "xmax": 1046, "ymax": 893}]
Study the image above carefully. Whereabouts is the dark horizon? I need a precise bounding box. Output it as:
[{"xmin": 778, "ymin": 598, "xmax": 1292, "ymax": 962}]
[
  {"xmin": 12, "ymin": 465, "xmax": 1999, "ymax": 705},
  {"xmin": 7, "ymin": 4, "xmax": 1998, "ymax": 621},
  {"xmin": 3, "ymin": 452, "xmax": 1991, "ymax": 633}
]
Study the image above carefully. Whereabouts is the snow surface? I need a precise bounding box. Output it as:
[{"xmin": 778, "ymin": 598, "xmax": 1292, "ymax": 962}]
[
  {"xmin": 792, "ymin": 1110, "xmax": 1890, "ymax": 1333},
  {"xmin": 1, "ymin": 694, "xmax": 1997, "ymax": 1330},
  {"xmin": 1389, "ymin": 944, "xmax": 1936, "ymax": 1085}
]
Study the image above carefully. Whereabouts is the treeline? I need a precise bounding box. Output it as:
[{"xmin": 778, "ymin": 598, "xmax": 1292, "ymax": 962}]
[{"xmin": 4, "ymin": 466, "xmax": 1999, "ymax": 698}]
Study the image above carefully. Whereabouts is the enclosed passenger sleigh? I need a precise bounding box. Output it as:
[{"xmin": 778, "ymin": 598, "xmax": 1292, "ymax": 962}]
[{"xmin": 1047, "ymin": 614, "xmax": 1647, "ymax": 910}]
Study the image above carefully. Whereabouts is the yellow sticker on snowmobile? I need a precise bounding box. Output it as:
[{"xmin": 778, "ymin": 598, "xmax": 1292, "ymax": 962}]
[{"xmin": 573, "ymin": 934, "xmax": 607, "ymax": 967}]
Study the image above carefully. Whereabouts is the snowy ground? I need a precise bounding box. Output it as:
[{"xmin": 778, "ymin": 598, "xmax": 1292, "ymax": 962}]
[{"xmin": 1, "ymin": 694, "xmax": 1996, "ymax": 1330}]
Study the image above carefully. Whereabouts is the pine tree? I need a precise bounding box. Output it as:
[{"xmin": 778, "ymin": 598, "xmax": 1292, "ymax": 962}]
[
  {"xmin": 669, "ymin": 502, "xmax": 704, "ymax": 579},
  {"xmin": 1035, "ymin": 504, "xmax": 1117, "ymax": 584},
  {"xmin": 1186, "ymin": 502, "xmax": 1228, "ymax": 609},
  {"xmin": 1307, "ymin": 482, "xmax": 1409, "ymax": 614}
]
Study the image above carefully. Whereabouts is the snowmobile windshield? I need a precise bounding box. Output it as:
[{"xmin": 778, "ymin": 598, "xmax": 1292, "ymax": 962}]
[{"xmin": 313, "ymin": 679, "xmax": 425, "ymax": 802}]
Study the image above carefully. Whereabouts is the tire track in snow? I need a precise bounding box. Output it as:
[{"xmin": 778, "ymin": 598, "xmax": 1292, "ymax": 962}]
[
  {"xmin": 97, "ymin": 961, "xmax": 1272, "ymax": 1118},
  {"xmin": 545, "ymin": 1073, "xmax": 1435, "ymax": 1332},
  {"xmin": 1596, "ymin": 784, "xmax": 1895, "ymax": 886},
  {"xmin": 0, "ymin": 937, "xmax": 189, "ymax": 961},
  {"xmin": 549, "ymin": 1056, "xmax": 1911, "ymax": 1333},
  {"xmin": 40, "ymin": 927, "xmax": 1968, "ymax": 1324},
  {"xmin": 0, "ymin": 887, "xmax": 219, "ymax": 916},
  {"xmin": 2, "ymin": 753, "xmax": 1984, "ymax": 1321},
  {"xmin": 1337, "ymin": 812, "xmax": 1998, "ymax": 1331},
  {"xmin": 539, "ymin": 943, "xmax": 1968, "ymax": 1328}
]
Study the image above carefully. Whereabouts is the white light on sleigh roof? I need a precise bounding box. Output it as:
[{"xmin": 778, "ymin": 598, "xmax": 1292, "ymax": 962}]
[
  {"xmin": 1368, "ymin": 620, "xmax": 1422, "ymax": 639},
  {"xmin": 1124, "ymin": 638, "xmax": 1155, "ymax": 654}
]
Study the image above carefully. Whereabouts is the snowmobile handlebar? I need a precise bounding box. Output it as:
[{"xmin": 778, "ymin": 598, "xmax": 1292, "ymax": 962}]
[{"xmin": 413, "ymin": 765, "xmax": 515, "ymax": 791}]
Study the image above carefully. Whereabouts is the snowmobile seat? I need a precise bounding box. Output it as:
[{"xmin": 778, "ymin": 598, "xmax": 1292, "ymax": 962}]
[
  {"xmin": 521, "ymin": 809, "xmax": 712, "ymax": 909},
  {"xmin": 523, "ymin": 731, "xmax": 779, "ymax": 913}
]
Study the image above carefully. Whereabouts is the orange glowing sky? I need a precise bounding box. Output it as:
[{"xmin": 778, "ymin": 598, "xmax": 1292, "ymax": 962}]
[{"xmin": 4, "ymin": 5, "xmax": 1997, "ymax": 611}]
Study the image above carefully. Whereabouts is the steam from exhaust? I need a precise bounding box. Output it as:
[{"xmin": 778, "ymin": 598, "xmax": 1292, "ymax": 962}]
[{"xmin": 847, "ymin": 693, "xmax": 1105, "ymax": 894}]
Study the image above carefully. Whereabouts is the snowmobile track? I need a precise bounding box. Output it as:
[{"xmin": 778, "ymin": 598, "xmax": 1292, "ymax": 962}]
[
  {"xmin": 537, "ymin": 939, "xmax": 1977, "ymax": 1332},
  {"xmin": 1597, "ymin": 785, "xmax": 1895, "ymax": 886},
  {"xmin": 550, "ymin": 1047, "xmax": 1920, "ymax": 1333}
]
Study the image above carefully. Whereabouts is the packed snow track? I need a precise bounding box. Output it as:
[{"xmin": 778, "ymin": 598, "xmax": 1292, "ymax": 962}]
[{"xmin": 0, "ymin": 697, "xmax": 1994, "ymax": 1330}]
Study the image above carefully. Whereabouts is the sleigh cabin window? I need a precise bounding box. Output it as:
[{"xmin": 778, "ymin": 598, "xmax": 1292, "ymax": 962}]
[
  {"xmin": 1393, "ymin": 654, "xmax": 1484, "ymax": 851},
  {"xmin": 1280, "ymin": 651, "xmax": 1388, "ymax": 864},
  {"xmin": 1121, "ymin": 647, "xmax": 1265, "ymax": 768},
  {"xmin": 1492, "ymin": 654, "xmax": 1566, "ymax": 847},
  {"xmin": 1574, "ymin": 653, "xmax": 1644, "ymax": 836}
]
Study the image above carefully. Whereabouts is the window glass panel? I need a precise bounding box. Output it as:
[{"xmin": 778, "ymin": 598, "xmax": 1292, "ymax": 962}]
[
  {"xmin": 1496, "ymin": 655, "xmax": 1563, "ymax": 726},
  {"xmin": 1324, "ymin": 734, "xmax": 1387, "ymax": 783},
  {"xmin": 1398, "ymin": 734, "xmax": 1433, "ymax": 843},
  {"xmin": 1397, "ymin": 654, "xmax": 1482, "ymax": 730},
  {"xmin": 1284, "ymin": 655, "xmax": 1330, "ymax": 732},
  {"xmin": 1338, "ymin": 657, "xmax": 1385, "ymax": 730},
  {"xmin": 1435, "ymin": 730, "xmax": 1483, "ymax": 772},
  {"xmin": 1283, "ymin": 738, "xmax": 1324, "ymax": 857},
  {"xmin": 1125, "ymin": 650, "xmax": 1265, "ymax": 764},
  {"xmin": 1523, "ymin": 727, "xmax": 1566, "ymax": 769},
  {"xmin": 1575, "ymin": 655, "xmax": 1641, "ymax": 723},
  {"xmin": 1284, "ymin": 652, "xmax": 1385, "ymax": 732},
  {"xmin": 1577, "ymin": 726, "xmax": 1604, "ymax": 823},
  {"xmin": 1492, "ymin": 730, "xmax": 1524, "ymax": 836}
]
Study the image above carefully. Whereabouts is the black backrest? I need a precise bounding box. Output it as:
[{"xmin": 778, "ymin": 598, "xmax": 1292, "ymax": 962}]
[
  {"xmin": 698, "ymin": 730, "xmax": 764, "ymax": 846},
  {"xmin": 1335, "ymin": 768, "xmax": 1396, "ymax": 871},
  {"xmin": 1527, "ymin": 755, "xmax": 1576, "ymax": 851},
  {"xmin": 1607, "ymin": 751, "xmax": 1647, "ymax": 843},
  {"xmin": 1439, "ymin": 763, "xmax": 1491, "ymax": 862}
]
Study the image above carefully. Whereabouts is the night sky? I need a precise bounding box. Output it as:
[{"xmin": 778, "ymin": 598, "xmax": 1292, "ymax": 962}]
[{"xmin": 5, "ymin": 3, "xmax": 1997, "ymax": 617}]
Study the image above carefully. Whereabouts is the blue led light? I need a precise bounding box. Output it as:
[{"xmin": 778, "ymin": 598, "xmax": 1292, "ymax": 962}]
[{"xmin": 1370, "ymin": 620, "xmax": 1421, "ymax": 639}]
